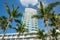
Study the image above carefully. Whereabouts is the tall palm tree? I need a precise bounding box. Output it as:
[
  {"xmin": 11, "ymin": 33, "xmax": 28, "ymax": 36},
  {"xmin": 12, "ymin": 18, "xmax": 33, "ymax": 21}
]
[
  {"xmin": 2, "ymin": 3, "xmax": 23, "ymax": 40},
  {"xmin": 4, "ymin": 3, "xmax": 22, "ymax": 22},
  {"xmin": 49, "ymin": 13, "xmax": 60, "ymax": 40},
  {"xmin": 51, "ymin": 28, "xmax": 60, "ymax": 40},
  {"xmin": 15, "ymin": 23, "xmax": 28, "ymax": 40},
  {"xmin": 0, "ymin": 16, "xmax": 12, "ymax": 40},
  {"xmin": 0, "ymin": 16, "xmax": 7, "ymax": 31},
  {"xmin": 49, "ymin": 12, "xmax": 60, "ymax": 30},
  {"xmin": 32, "ymin": 1, "xmax": 60, "ymax": 40},
  {"xmin": 36, "ymin": 29, "xmax": 48, "ymax": 40},
  {"xmin": 13, "ymin": 19, "xmax": 28, "ymax": 40}
]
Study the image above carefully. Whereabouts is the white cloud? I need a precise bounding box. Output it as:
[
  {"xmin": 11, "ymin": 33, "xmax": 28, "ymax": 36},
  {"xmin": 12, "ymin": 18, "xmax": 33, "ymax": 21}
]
[{"xmin": 20, "ymin": 0, "xmax": 38, "ymax": 7}]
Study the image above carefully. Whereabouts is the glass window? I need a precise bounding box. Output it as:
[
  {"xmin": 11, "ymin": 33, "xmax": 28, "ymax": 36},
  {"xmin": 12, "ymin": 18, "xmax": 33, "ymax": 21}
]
[
  {"xmin": 31, "ymin": 29, "xmax": 35, "ymax": 31},
  {"xmin": 7, "ymin": 39, "xmax": 10, "ymax": 40},
  {"xmin": 35, "ymin": 24, "xmax": 37, "ymax": 26},
  {"xmin": 11, "ymin": 38, "xmax": 15, "ymax": 40},
  {"xmin": 0, "ymin": 35, "xmax": 2, "ymax": 37},
  {"xmin": 17, "ymin": 38, "xmax": 23, "ymax": 40}
]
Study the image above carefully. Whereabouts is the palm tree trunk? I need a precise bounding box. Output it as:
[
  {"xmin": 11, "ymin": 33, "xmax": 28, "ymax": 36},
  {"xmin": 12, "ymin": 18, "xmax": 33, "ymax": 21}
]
[
  {"xmin": 52, "ymin": 37, "xmax": 55, "ymax": 40},
  {"xmin": 16, "ymin": 33, "xmax": 20, "ymax": 40},
  {"xmin": 45, "ymin": 21, "xmax": 51, "ymax": 40},
  {"xmin": 55, "ymin": 36, "xmax": 58, "ymax": 40},
  {"xmin": 56, "ymin": 38, "xmax": 58, "ymax": 40},
  {"xmin": 42, "ymin": 38, "xmax": 44, "ymax": 40},
  {"xmin": 2, "ymin": 23, "xmax": 9, "ymax": 40}
]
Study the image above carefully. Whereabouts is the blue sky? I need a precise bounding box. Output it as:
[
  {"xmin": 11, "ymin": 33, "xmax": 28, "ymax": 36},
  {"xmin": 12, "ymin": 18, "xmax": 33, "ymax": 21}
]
[{"xmin": 0, "ymin": 0, "xmax": 60, "ymax": 34}]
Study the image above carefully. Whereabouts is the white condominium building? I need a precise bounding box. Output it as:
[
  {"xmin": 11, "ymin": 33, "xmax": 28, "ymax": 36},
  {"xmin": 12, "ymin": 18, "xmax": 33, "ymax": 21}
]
[{"xmin": 22, "ymin": 8, "xmax": 38, "ymax": 33}]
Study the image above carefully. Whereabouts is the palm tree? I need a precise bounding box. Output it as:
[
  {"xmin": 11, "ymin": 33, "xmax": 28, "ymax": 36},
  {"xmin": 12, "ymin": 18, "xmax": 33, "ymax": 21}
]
[
  {"xmin": 1, "ymin": 3, "xmax": 23, "ymax": 40},
  {"xmin": 49, "ymin": 12, "xmax": 60, "ymax": 30},
  {"xmin": 32, "ymin": 1, "xmax": 60, "ymax": 40},
  {"xmin": 0, "ymin": 16, "xmax": 8, "ymax": 40},
  {"xmin": 12, "ymin": 20, "xmax": 28, "ymax": 40},
  {"xmin": 36, "ymin": 29, "xmax": 48, "ymax": 40},
  {"xmin": 4, "ymin": 3, "xmax": 22, "ymax": 22},
  {"xmin": 0, "ymin": 16, "xmax": 7, "ymax": 31},
  {"xmin": 51, "ymin": 28, "xmax": 60, "ymax": 40},
  {"xmin": 15, "ymin": 23, "xmax": 28, "ymax": 40},
  {"xmin": 0, "ymin": 16, "xmax": 12, "ymax": 40}
]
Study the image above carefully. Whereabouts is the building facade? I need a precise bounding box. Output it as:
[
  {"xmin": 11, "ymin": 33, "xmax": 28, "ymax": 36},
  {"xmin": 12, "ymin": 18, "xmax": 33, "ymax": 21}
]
[
  {"xmin": 0, "ymin": 32, "xmax": 38, "ymax": 40},
  {"xmin": 22, "ymin": 8, "xmax": 38, "ymax": 33}
]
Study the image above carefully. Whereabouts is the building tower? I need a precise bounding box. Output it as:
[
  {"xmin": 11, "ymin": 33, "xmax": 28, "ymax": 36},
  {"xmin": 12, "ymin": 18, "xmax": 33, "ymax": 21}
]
[{"xmin": 23, "ymin": 8, "xmax": 38, "ymax": 33}]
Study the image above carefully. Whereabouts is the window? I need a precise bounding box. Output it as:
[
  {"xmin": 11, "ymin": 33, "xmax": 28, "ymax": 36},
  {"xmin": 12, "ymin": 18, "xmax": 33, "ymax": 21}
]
[
  {"xmin": 31, "ymin": 29, "xmax": 35, "ymax": 31},
  {"xmin": 26, "ymin": 26, "xmax": 28, "ymax": 27},
  {"xmin": 35, "ymin": 24, "xmax": 37, "ymax": 26},
  {"xmin": 27, "ymin": 24, "xmax": 29, "ymax": 25},
  {"xmin": 35, "ymin": 27, "xmax": 37, "ymax": 29},
  {"xmin": 11, "ymin": 38, "xmax": 15, "ymax": 40},
  {"xmin": 8, "ymin": 35, "xmax": 11, "ymax": 37},
  {"xmin": 32, "ymin": 27, "xmax": 34, "ymax": 28},
  {"xmin": 7, "ymin": 39, "xmax": 10, "ymax": 40},
  {"xmin": 0, "ymin": 35, "xmax": 2, "ymax": 37}
]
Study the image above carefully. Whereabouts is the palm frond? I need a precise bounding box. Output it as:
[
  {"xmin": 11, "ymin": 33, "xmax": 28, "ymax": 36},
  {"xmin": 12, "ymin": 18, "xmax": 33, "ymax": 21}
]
[
  {"xmin": 14, "ymin": 19, "xmax": 22, "ymax": 24},
  {"xmin": 4, "ymin": 2, "xmax": 11, "ymax": 16},
  {"xmin": 32, "ymin": 15, "xmax": 43, "ymax": 19},
  {"xmin": 11, "ymin": 6, "xmax": 22, "ymax": 18},
  {"xmin": 15, "ymin": 23, "xmax": 28, "ymax": 34},
  {"xmin": 38, "ymin": 1, "xmax": 44, "ymax": 15},
  {"xmin": 49, "ymin": 12, "xmax": 60, "ymax": 27},
  {"xmin": 14, "ymin": 13, "xmax": 23, "ymax": 18},
  {"xmin": 50, "ymin": 28, "xmax": 60, "ymax": 37},
  {"xmin": 58, "ymin": 14, "xmax": 60, "ymax": 19},
  {"xmin": 0, "ymin": 16, "xmax": 8, "ymax": 31},
  {"xmin": 14, "ymin": 6, "xmax": 20, "ymax": 14},
  {"xmin": 9, "ymin": 24, "xmax": 12, "ymax": 28},
  {"xmin": 12, "ymin": 4, "xmax": 14, "ymax": 11},
  {"xmin": 37, "ymin": 29, "xmax": 47, "ymax": 39},
  {"xmin": 46, "ymin": 2, "xmax": 60, "ymax": 13}
]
